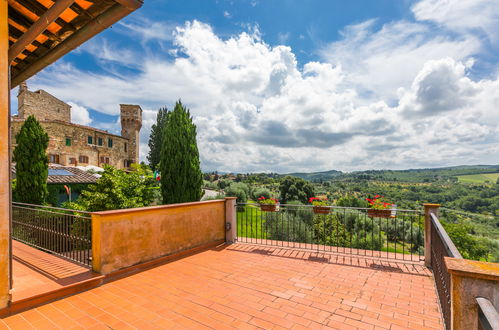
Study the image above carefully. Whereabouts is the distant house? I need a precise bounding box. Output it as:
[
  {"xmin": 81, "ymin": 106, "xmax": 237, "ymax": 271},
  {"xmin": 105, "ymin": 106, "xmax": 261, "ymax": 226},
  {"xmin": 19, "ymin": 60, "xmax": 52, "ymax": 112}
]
[
  {"xmin": 12, "ymin": 164, "xmax": 98, "ymax": 206},
  {"xmin": 11, "ymin": 83, "xmax": 142, "ymax": 169}
]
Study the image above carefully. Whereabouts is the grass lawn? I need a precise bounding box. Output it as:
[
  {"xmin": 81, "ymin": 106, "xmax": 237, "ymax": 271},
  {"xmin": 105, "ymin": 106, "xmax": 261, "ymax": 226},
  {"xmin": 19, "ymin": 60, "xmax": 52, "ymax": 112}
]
[
  {"xmin": 456, "ymin": 172, "xmax": 499, "ymax": 184},
  {"xmin": 237, "ymin": 204, "xmax": 267, "ymax": 239}
]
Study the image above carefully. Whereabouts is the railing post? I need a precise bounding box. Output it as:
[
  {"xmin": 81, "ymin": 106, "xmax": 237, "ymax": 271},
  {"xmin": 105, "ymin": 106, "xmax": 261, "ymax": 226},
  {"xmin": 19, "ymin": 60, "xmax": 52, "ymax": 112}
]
[
  {"xmin": 225, "ymin": 197, "xmax": 237, "ymax": 244},
  {"xmin": 423, "ymin": 203, "xmax": 440, "ymax": 268},
  {"xmin": 445, "ymin": 258, "xmax": 499, "ymax": 330}
]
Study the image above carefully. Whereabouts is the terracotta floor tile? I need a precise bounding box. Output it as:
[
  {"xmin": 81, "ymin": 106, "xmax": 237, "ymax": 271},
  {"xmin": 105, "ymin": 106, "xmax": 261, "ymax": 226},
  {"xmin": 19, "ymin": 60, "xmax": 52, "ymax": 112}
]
[{"xmin": 3, "ymin": 243, "xmax": 444, "ymax": 329}]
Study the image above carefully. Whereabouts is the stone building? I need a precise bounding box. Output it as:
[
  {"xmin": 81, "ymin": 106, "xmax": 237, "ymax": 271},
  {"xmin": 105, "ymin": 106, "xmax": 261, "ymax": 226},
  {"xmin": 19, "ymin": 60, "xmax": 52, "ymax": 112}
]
[{"xmin": 11, "ymin": 83, "xmax": 142, "ymax": 169}]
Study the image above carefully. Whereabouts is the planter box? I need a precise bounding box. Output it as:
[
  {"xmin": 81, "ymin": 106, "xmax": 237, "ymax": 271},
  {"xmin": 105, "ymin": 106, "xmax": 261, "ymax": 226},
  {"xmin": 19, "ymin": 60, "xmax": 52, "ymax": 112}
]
[
  {"xmin": 367, "ymin": 209, "xmax": 392, "ymax": 218},
  {"xmin": 313, "ymin": 206, "xmax": 331, "ymax": 214},
  {"xmin": 260, "ymin": 204, "xmax": 277, "ymax": 212}
]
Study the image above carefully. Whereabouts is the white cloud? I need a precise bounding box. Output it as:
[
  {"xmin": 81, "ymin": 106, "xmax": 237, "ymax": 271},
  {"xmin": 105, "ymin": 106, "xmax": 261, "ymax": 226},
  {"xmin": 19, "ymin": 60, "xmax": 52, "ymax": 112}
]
[
  {"xmin": 412, "ymin": 0, "xmax": 499, "ymax": 44},
  {"xmin": 319, "ymin": 19, "xmax": 480, "ymax": 102},
  {"xmin": 118, "ymin": 18, "xmax": 176, "ymax": 43},
  {"xmin": 30, "ymin": 15, "xmax": 499, "ymax": 172},
  {"xmin": 68, "ymin": 102, "xmax": 92, "ymax": 126},
  {"xmin": 277, "ymin": 32, "xmax": 290, "ymax": 45},
  {"xmin": 223, "ymin": 11, "xmax": 232, "ymax": 19}
]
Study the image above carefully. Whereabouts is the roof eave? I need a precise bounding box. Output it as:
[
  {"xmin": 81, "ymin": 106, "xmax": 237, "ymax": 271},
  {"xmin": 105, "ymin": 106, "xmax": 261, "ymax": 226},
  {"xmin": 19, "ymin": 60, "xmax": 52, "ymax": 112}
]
[{"xmin": 11, "ymin": 0, "xmax": 144, "ymax": 88}]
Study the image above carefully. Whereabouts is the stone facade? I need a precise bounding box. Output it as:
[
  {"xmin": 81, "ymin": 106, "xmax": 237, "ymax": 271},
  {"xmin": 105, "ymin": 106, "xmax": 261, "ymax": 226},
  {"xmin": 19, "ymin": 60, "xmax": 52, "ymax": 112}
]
[{"xmin": 11, "ymin": 83, "xmax": 142, "ymax": 169}]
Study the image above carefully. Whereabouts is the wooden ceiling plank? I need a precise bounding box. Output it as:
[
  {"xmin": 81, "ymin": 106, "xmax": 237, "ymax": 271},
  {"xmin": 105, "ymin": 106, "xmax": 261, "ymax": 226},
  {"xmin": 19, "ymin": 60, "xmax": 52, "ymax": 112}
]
[
  {"xmin": 11, "ymin": 2, "xmax": 138, "ymax": 87},
  {"xmin": 16, "ymin": 0, "xmax": 77, "ymax": 33},
  {"xmin": 9, "ymin": 0, "xmax": 75, "ymax": 62},
  {"xmin": 8, "ymin": 6, "xmax": 61, "ymax": 42}
]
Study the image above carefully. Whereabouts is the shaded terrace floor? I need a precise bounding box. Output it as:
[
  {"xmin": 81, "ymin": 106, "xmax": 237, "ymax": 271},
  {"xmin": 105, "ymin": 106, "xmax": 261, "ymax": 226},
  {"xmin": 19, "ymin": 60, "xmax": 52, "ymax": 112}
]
[
  {"xmin": 11, "ymin": 241, "xmax": 101, "ymax": 302},
  {"xmin": 2, "ymin": 243, "xmax": 443, "ymax": 329}
]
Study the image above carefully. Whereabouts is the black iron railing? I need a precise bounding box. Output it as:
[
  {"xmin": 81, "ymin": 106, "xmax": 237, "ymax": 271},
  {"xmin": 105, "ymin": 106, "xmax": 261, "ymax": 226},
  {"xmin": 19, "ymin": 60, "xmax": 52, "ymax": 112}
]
[
  {"xmin": 12, "ymin": 202, "xmax": 92, "ymax": 267},
  {"xmin": 236, "ymin": 203, "xmax": 424, "ymax": 261},
  {"xmin": 477, "ymin": 297, "xmax": 499, "ymax": 330},
  {"xmin": 429, "ymin": 212, "xmax": 462, "ymax": 329}
]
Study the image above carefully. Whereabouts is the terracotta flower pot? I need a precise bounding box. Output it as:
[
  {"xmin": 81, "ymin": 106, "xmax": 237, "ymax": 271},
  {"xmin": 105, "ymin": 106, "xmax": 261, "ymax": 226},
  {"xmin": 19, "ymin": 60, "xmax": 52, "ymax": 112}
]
[
  {"xmin": 313, "ymin": 206, "xmax": 330, "ymax": 214},
  {"xmin": 367, "ymin": 209, "xmax": 392, "ymax": 218},
  {"xmin": 260, "ymin": 204, "xmax": 277, "ymax": 212}
]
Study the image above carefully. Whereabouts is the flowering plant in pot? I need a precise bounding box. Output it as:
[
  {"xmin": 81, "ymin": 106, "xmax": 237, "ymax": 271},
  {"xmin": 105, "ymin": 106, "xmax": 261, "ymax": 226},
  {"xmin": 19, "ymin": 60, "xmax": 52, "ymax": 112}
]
[
  {"xmin": 309, "ymin": 196, "xmax": 331, "ymax": 214},
  {"xmin": 257, "ymin": 196, "xmax": 279, "ymax": 212},
  {"xmin": 365, "ymin": 195, "xmax": 392, "ymax": 218}
]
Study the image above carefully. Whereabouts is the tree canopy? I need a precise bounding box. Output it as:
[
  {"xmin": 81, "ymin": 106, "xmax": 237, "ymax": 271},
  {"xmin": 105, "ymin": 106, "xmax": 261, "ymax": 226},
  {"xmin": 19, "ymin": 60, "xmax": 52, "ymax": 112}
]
[
  {"xmin": 13, "ymin": 115, "xmax": 49, "ymax": 204},
  {"xmin": 160, "ymin": 100, "xmax": 203, "ymax": 204},
  {"xmin": 65, "ymin": 164, "xmax": 155, "ymax": 211},
  {"xmin": 147, "ymin": 107, "xmax": 169, "ymax": 171},
  {"xmin": 279, "ymin": 176, "xmax": 315, "ymax": 204}
]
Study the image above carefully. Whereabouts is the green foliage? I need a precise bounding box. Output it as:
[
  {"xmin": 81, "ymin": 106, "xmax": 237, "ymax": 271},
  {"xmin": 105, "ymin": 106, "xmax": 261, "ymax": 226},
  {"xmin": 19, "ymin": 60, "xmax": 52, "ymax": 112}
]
[
  {"xmin": 160, "ymin": 101, "xmax": 203, "ymax": 204},
  {"xmin": 218, "ymin": 179, "xmax": 232, "ymax": 189},
  {"xmin": 203, "ymin": 193, "xmax": 225, "ymax": 201},
  {"xmin": 313, "ymin": 213, "xmax": 351, "ymax": 246},
  {"xmin": 225, "ymin": 182, "xmax": 249, "ymax": 204},
  {"xmin": 279, "ymin": 176, "xmax": 315, "ymax": 204},
  {"xmin": 147, "ymin": 107, "xmax": 169, "ymax": 171},
  {"xmin": 13, "ymin": 115, "xmax": 49, "ymax": 204},
  {"xmin": 66, "ymin": 165, "xmax": 155, "ymax": 211},
  {"xmin": 442, "ymin": 221, "xmax": 490, "ymax": 260},
  {"xmin": 252, "ymin": 187, "xmax": 271, "ymax": 200},
  {"xmin": 47, "ymin": 183, "xmax": 91, "ymax": 206},
  {"xmin": 336, "ymin": 195, "xmax": 369, "ymax": 208}
]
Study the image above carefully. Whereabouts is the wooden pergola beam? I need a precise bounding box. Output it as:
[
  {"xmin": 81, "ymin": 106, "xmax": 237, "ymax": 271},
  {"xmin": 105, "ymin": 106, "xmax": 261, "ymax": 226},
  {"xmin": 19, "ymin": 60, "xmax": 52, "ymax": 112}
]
[{"xmin": 8, "ymin": 0, "xmax": 75, "ymax": 63}]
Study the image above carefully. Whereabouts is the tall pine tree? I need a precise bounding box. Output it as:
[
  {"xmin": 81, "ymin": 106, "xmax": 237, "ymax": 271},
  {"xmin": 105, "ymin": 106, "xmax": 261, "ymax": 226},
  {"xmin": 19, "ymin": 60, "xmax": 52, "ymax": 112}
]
[
  {"xmin": 160, "ymin": 101, "xmax": 203, "ymax": 204},
  {"xmin": 13, "ymin": 115, "xmax": 49, "ymax": 204},
  {"xmin": 147, "ymin": 107, "xmax": 168, "ymax": 170}
]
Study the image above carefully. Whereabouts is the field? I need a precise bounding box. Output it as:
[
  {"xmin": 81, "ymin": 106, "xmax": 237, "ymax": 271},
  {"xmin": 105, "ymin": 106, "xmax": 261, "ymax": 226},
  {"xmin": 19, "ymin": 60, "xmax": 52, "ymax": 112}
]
[{"xmin": 456, "ymin": 172, "xmax": 499, "ymax": 184}]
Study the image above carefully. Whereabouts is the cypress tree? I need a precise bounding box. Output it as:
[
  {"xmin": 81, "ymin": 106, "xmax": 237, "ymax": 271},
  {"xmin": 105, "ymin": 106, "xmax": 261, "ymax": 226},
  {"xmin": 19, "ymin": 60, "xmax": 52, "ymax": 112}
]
[
  {"xmin": 147, "ymin": 107, "xmax": 168, "ymax": 170},
  {"xmin": 13, "ymin": 115, "xmax": 49, "ymax": 204},
  {"xmin": 160, "ymin": 100, "xmax": 203, "ymax": 204}
]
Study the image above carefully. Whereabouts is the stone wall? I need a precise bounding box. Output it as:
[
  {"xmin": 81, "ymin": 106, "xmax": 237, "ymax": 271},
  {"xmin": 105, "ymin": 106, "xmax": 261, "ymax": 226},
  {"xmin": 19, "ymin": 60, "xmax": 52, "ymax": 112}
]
[
  {"xmin": 11, "ymin": 120, "xmax": 129, "ymax": 169},
  {"xmin": 18, "ymin": 88, "xmax": 71, "ymax": 123},
  {"xmin": 120, "ymin": 104, "xmax": 142, "ymax": 164},
  {"xmin": 12, "ymin": 85, "xmax": 143, "ymax": 169}
]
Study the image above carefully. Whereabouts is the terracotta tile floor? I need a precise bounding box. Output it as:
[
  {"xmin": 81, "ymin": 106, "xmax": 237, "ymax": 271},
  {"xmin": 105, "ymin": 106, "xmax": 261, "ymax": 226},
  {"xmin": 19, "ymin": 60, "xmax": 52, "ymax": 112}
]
[
  {"xmin": 12, "ymin": 241, "xmax": 100, "ymax": 301},
  {"xmin": 1, "ymin": 243, "xmax": 443, "ymax": 329}
]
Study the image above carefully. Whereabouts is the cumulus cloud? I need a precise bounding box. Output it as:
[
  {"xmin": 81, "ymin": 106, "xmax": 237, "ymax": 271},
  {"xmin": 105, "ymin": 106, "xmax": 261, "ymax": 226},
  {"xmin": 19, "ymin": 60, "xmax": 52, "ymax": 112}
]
[
  {"xmin": 68, "ymin": 102, "xmax": 92, "ymax": 126},
  {"xmin": 319, "ymin": 19, "xmax": 480, "ymax": 101},
  {"xmin": 29, "ymin": 9, "xmax": 499, "ymax": 172}
]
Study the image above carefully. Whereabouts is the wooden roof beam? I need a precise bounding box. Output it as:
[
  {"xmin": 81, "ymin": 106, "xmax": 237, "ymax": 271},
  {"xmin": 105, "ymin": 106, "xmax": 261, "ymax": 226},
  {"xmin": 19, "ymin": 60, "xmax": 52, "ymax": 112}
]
[
  {"xmin": 9, "ymin": 0, "xmax": 75, "ymax": 63},
  {"xmin": 11, "ymin": 2, "xmax": 142, "ymax": 87},
  {"xmin": 114, "ymin": 0, "xmax": 143, "ymax": 10}
]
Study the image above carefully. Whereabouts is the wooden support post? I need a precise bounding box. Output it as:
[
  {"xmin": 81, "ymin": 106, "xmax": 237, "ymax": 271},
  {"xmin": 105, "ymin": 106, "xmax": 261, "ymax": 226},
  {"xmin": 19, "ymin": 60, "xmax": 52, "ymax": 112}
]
[
  {"xmin": 0, "ymin": 0, "xmax": 11, "ymax": 309},
  {"xmin": 423, "ymin": 203, "xmax": 440, "ymax": 268},
  {"xmin": 225, "ymin": 197, "xmax": 237, "ymax": 244}
]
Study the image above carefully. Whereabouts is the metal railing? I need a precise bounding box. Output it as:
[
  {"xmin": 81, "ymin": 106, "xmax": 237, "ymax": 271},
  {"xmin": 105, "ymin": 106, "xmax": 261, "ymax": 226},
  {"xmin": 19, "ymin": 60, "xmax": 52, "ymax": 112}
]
[
  {"xmin": 477, "ymin": 297, "xmax": 499, "ymax": 330},
  {"xmin": 429, "ymin": 212, "xmax": 462, "ymax": 329},
  {"xmin": 12, "ymin": 202, "xmax": 92, "ymax": 267},
  {"xmin": 236, "ymin": 203, "xmax": 424, "ymax": 261}
]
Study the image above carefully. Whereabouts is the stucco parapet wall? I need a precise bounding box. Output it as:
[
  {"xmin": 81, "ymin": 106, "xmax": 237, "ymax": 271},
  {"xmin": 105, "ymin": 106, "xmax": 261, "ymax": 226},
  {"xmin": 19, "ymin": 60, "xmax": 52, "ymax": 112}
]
[
  {"xmin": 445, "ymin": 257, "xmax": 499, "ymax": 281},
  {"xmin": 91, "ymin": 200, "xmax": 227, "ymax": 274},
  {"xmin": 92, "ymin": 199, "xmax": 225, "ymax": 216}
]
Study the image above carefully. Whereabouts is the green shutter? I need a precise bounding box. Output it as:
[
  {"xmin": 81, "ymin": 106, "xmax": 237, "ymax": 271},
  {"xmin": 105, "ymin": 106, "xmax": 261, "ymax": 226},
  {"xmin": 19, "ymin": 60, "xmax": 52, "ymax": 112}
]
[
  {"xmin": 88, "ymin": 136, "xmax": 93, "ymax": 144},
  {"xmin": 98, "ymin": 137, "xmax": 103, "ymax": 146},
  {"xmin": 108, "ymin": 138, "xmax": 113, "ymax": 148},
  {"xmin": 65, "ymin": 138, "xmax": 71, "ymax": 146}
]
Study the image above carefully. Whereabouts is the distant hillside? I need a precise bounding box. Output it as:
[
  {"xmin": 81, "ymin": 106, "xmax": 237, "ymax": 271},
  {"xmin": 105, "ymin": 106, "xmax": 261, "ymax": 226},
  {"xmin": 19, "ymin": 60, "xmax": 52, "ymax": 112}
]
[
  {"xmin": 285, "ymin": 165, "xmax": 499, "ymax": 183},
  {"xmin": 284, "ymin": 170, "xmax": 343, "ymax": 181}
]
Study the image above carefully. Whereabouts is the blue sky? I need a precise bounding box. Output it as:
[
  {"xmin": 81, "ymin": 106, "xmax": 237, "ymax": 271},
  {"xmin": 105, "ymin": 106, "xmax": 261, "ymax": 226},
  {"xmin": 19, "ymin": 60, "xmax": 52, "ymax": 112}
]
[{"xmin": 18, "ymin": 0, "xmax": 499, "ymax": 173}]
